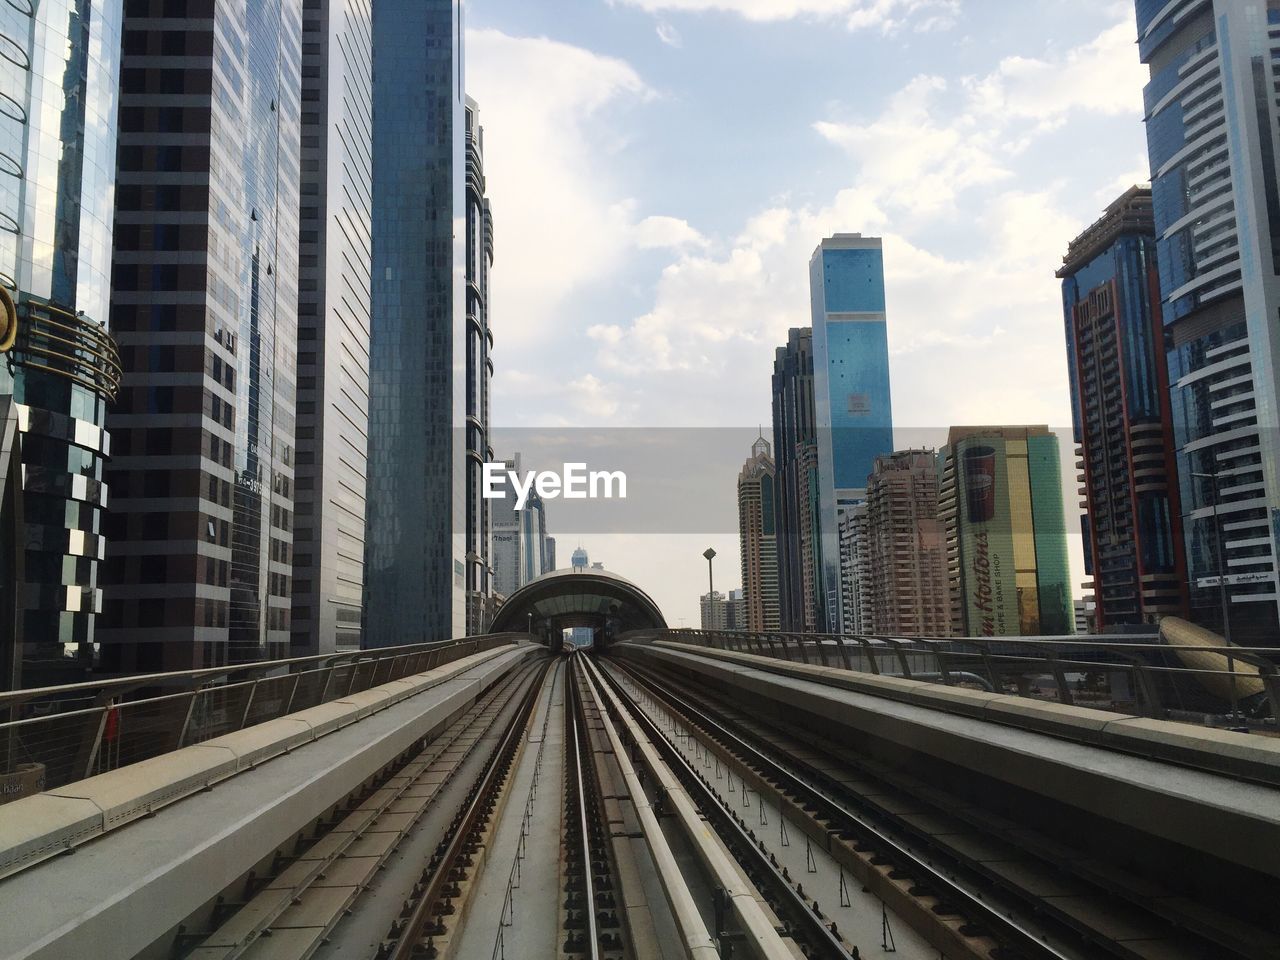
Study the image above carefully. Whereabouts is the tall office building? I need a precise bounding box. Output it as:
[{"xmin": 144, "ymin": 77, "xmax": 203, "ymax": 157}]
[
  {"xmin": 771, "ymin": 328, "xmax": 823, "ymax": 632},
  {"xmin": 809, "ymin": 234, "xmax": 894, "ymax": 634},
  {"xmin": 491, "ymin": 454, "xmax": 519, "ymax": 599},
  {"xmin": 290, "ymin": 0, "xmax": 373, "ymax": 656},
  {"xmin": 938, "ymin": 427, "xmax": 1073, "ymax": 637},
  {"xmin": 463, "ymin": 97, "xmax": 495, "ymax": 636},
  {"xmin": 0, "ymin": 0, "xmax": 123, "ymax": 688},
  {"xmin": 838, "ymin": 504, "xmax": 869, "ymax": 634},
  {"xmin": 543, "ymin": 536, "xmax": 557, "ymax": 573},
  {"xmin": 101, "ymin": 1, "xmax": 303, "ymax": 672},
  {"xmin": 1136, "ymin": 0, "xmax": 1280, "ymax": 642},
  {"xmin": 700, "ymin": 589, "xmax": 728, "ymax": 630},
  {"xmin": 571, "ymin": 547, "xmax": 589, "ymax": 571},
  {"xmin": 365, "ymin": 0, "xmax": 466, "ymax": 646},
  {"xmin": 519, "ymin": 492, "xmax": 547, "ymax": 586},
  {"xmin": 864, "ymin": 450, "xmax": 951, "ymax": 637},
  {"xmin": 1058, "ymin": 187, "xmax": 1188, "ymax": 630},
  {"xmin": 737, "ymin": 434, "xmax": 780, "ymax": 631}
]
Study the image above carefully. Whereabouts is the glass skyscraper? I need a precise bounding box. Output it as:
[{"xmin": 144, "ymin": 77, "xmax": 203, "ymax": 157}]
[
  {"xmin": 1058, "ymin": 187, "xmax": 1188, "ymax": 630},
  {"xmin": 771, "ymin": 327, "xmax": 823, "ymax": 632},
  {"xmin": 464, "ymin": 97, "xmax": 495, "ymax": 636},
  {"xmin": 101, "ymin": 0, "xmax": 303, "ymax": 672},
  {"xmin": 0, "ymin": 0, "xmax": 123, "ymax": 687},
  {"xmin": 809, "ymin": 234, "xmax": 895, "ymax": 634},
  {"xmin": 938, "ymin": 426, "xmax": 1073, "ymax": 637},
  {"xmin": 366, "ymin": 0, "xmax": 467, "ymax": 645},
  {"xmin": 290, "ymin": 0, "xmax": 374, "ymax": 656},
  {"xmin": 1136, "ymin": 0, "xmax": 1280, "ymax": 643}
]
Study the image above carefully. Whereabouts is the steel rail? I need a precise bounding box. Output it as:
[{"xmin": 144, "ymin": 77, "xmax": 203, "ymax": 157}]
[
  {"xmin": 584, "ymin": 655, "xmax": 851, "ymax": 960},
  {"xmin": 613, "ymin": 659, "xmax": 1084, "ymax": 960},
  {"xmin": 567, "ymin": 657, "xmax": 602, "ymax": 960},
  {"xmin": 382, "ymin": 659, "xmax": 547, "ymax": 960},
  {"xmin": 574, "ymin": 657, "xmax": 720, "ymax": 960}
]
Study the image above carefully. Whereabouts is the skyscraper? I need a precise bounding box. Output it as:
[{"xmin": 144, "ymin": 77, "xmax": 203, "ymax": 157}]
[
  {"xmin": 864, "ymin": 450, "xmax": 950, "ymax": 637},
  {"xmin": 519, "ymin": 492, "xmax": 547, "ymax": 586},
  {"xmin": 1058, "ymin": 187, "xmax": 1188, "ymax": 630},
  {"xmin": 771, "ymin": 327, "xmax": 823, "ymax": 632},
  {"xmin": 809, "ymin": 234, "xmax": 894, "ymax": 634},
  {"xmin": 463, "ymin": 97, "xmax": 495, "ymax": 636},
  {"xmin": 938, "ymin": 426, "xmax": 1073, "ymax": 637},
  {"xmin": 366, "ymin": 0, "xmax": 466, "ymax": 645},
  {"xmin": 700, "ymin": 589, "xmax": 728, "ymax": 630},
  {"xmin": 0, "ymin": 0, "xmax": 124, "ymax": 687},
  {"xmin": 838, "ymin": 504, "xmax": 869, "ymax": 634},
  {"xmin": 737, "ymin": 434, "xmax": 780, "ymax": 631},
  {"xmin": 101, "ymin": 1, "xmax": 303, "ymax": 672},
  {"xmin": 1136, "ymin": 0, "xmax": 1280, "ymax": 642},
  {"xmin": 290, "ymin": 0, "xmax": 374, "ymax": 656},
  {"xmin": 543, "ymin": 536, "xmax": 557, "ymax": 574}
]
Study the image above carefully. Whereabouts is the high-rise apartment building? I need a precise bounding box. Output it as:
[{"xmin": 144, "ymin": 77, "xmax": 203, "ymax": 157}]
[
  {"xmin": 101, "ymin": 1, "xmax": 303, "ymax": 672},
  {"xmin": 864, "ymin": 450, "xmax": 950, "ymax": 637},
  {"xmin": 0, "ymin": 0, "xmax": 124, "ymax": 687},
  {"xmin": 1136, "ymin": 0, "xmax": 1280, "ymax": 642},
  {"xmin": 700, "ymin": 589, "xmax": 728, "ymax": 630},
  {"xmin": 726, "ymin": 588, "xmax": 747, "ymax": 631},
  {"xmin": 290, "ymin": 0, "xmax": 373, "ymax": 656},
  {"xmin": 544, "ymin": 536, "xmax": 557, "ymax": 574},
  {"xmin": 809, "ymin": 234, "xmax": 894, "ymax": 634},
  {"xmin": 463, "ymin": 97, "xmax": 495, "ymax": 636},
  {"xmin": 938, "ymin": 427, "xmax": 1073, "ymax": 637},
  {"xmin": 737, "ymin": 434, "xmax": 780, "ymax": 632},
  {"xmin": 771, "ymin": 327, "xmax": 823, "ymax": 632},
  {"xmin": 838, "ymin": 504, "xmax": 869, "ymax": 634},
  {"xmin": 366, "ymin": 0, "xmax": 466, "ymax": 645},
  {"xmin": 1058, "ymin": 187, "xmax": 1188, "ymax": 630}
]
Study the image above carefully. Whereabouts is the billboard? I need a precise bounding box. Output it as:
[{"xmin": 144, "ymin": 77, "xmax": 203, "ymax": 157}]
[{"xmin": 954, "ymin": 436, "xmax": 1021, "ymax": 636}]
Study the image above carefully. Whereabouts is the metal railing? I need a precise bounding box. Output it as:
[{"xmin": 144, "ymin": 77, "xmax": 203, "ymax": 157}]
[
  {"xmin": 641, "ymin": 628, "xmax": 1280, "ymax": 724},
  {"xmin": 0, "ymin": 634, "xmax": 526, "ymax": 802}
]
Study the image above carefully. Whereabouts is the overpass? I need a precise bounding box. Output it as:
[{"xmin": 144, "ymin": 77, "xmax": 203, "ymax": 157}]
[{"xmin": 1, "ymin": 571, "xmax": 1279, "ymax": 960}]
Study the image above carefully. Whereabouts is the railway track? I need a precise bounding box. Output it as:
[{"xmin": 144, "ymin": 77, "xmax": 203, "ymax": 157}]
[
  {"xmin": 611, "ymin": 656, "xmax": 1280, "ymax": 960},
  {"xmin": 178, "ymin": 659, "xmax": 547, "ymax": 960}
]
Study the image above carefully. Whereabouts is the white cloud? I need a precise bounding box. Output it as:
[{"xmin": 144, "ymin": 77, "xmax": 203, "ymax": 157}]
[
  {"xmin": 964, "ymin": 22, "xmax": 1146, "ymax": 129},
  {"xmin": 635, "ymin": 215, "xmax": 710, "ymax": 250},
  {"xmin": 465, "ymin": 29, "xmax": 652, "ymax": 355},
  {"xmin": 582, "ymin": 17, "xmax": 1148, "ymax": 431},
  {"xmin": 656, "ymin": 20, "xmax": 682, "ymax": 45},
  {"xmin": 613, "ymin": 0, "xmax": 958, "ymax": 31},
  {"xmin": 814, "ymin": 75, "xmax": 1012, "ymax": 216}
]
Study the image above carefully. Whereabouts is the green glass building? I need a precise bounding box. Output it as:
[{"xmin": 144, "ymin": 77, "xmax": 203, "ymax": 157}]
[{"xmin": 939, "ymin": 426, "xmax": 1073, "ymax": 637}]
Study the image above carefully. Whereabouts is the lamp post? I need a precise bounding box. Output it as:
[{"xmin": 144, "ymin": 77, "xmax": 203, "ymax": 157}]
[
  {"xmin": 703, "ymin": 547, "xmax": 717, "ymax": 632},
  {"xmin": 1191, "ymin": 468, "xmax": 1238, "ymax": 719}
]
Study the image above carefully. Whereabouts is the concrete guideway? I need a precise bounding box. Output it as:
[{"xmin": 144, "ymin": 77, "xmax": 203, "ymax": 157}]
[
  {"xmin": 0, "ymin": 644, "xmax": 540, "ymax": 960},
  {"xmin": 618, "ymin": 641, "xmax": 1280, "ymax": 959}
]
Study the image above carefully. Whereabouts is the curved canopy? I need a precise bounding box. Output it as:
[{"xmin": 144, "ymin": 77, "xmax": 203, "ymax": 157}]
[{"xmin": 490, "ymin": 567, "xmax": 667, "ymax": 643}]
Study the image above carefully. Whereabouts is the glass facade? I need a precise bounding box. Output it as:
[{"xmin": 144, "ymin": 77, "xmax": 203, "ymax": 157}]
[
  {"xmin": 1059, "ymin": 188, "xmax": 1188, "ymax": 628},
  {"xmin": 939, "ymin": 427, "xmax": 1073, "ymax": 637},
  {"xmin": 290, "ymin": 0, "xmax": 373, "ymax": 657},
  {"xmin": 1137, "ymin": 0, "xmax": 1280, "ymax": 642},
  {"xmin": 101, "ymin": 0, "xmax": 302, "ymax": 672},
  {"xmin": 771, "ymin": 327, "xmax": 823, "ymax": 631},
  {"xmin": 464, "ymin": 97, "xmax": 494, "ymax": 636},
  {"xmin": 1, "ymin": 0, "xmax": 123, "ymax": 688},
  {"xmin": 809, "ymin": 235, "xmax": 895, "ymax": 633},
  {"xmin": 365, "ymin": 0, "xmax": 466, "ymax": 646}
]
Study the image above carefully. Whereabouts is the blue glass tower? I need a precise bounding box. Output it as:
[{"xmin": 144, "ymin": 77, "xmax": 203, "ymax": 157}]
[
  {"xmin": 1136, "ymin": 0, "xmax": 1280, "ymax": 643},
  {"xmin": 809, "ymin": 235, "xmax": 894, "ymax": 633},
  {"xmin": 366, "ymin": 0, "xmax": 467, "ymax": 645}
]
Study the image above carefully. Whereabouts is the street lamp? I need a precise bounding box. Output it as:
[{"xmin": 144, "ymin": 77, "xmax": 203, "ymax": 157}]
[
  {"xmin": 703, "ymin": 548, "xmax": 717, "ymax": 632},
  {"xmin": 1191, "ymin": 468, "xmax": 1238, "ymax": 719}
]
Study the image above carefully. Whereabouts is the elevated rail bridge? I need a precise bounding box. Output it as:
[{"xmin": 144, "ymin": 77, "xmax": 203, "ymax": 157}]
[{"xmin": 2, "ymin": 567, "xmax": 1278, "ymax": 960}]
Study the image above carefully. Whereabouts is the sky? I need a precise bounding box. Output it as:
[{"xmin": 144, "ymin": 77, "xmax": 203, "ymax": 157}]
[{"xmin": 466, "ymin": 0, "xmax": 1152, "ymax": 627}]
